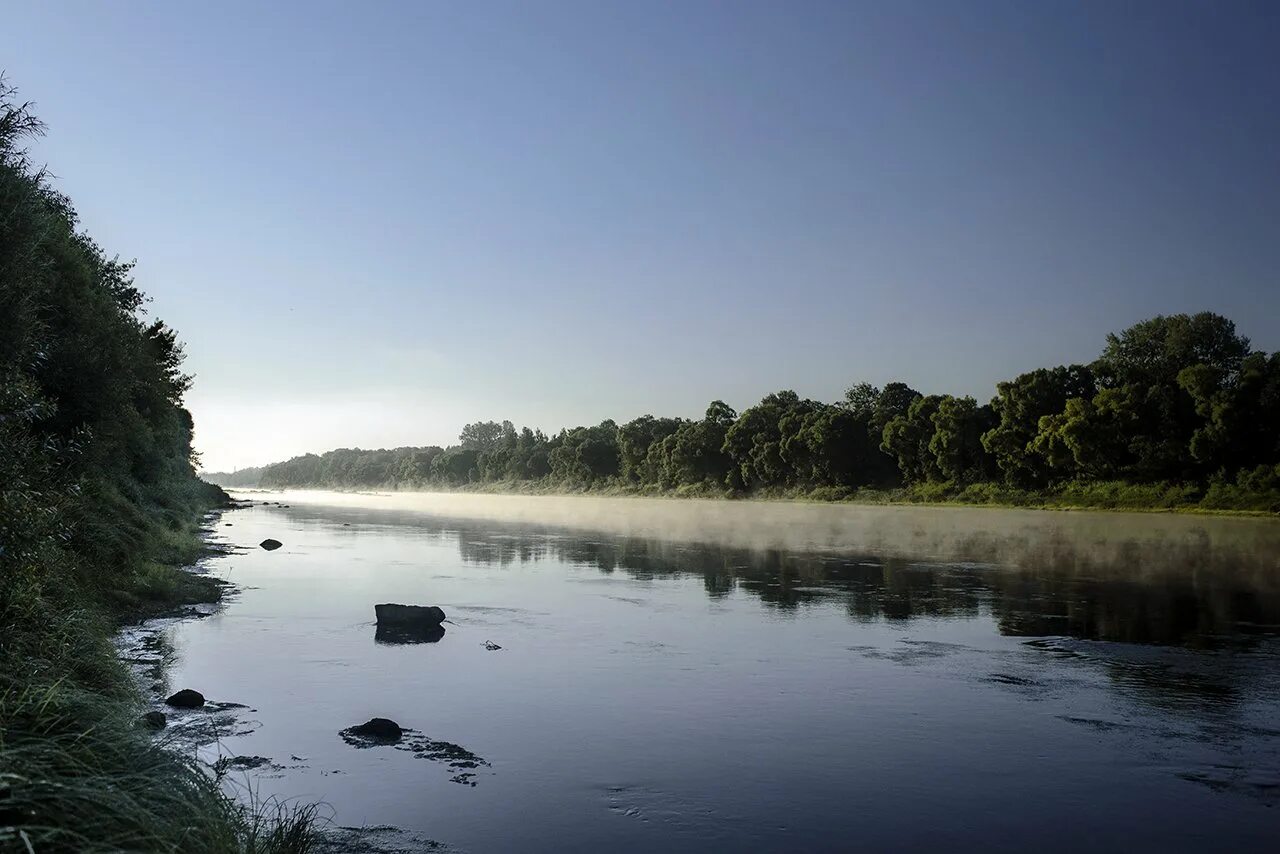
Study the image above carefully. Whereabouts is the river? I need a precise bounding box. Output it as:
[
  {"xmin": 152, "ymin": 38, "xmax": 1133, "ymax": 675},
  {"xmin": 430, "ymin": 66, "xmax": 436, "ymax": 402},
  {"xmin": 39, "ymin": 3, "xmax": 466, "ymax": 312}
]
[{"xmin": 152, "ymin": 492, "xmax": 1280, "ymax": 852}]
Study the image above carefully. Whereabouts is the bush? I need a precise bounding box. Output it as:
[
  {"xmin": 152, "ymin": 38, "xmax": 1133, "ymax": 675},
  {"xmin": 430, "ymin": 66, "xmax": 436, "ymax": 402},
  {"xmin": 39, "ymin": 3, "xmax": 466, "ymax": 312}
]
[{"xmin": 1201, "ymin": 465, "xmax": 1280, "ymax": 512}]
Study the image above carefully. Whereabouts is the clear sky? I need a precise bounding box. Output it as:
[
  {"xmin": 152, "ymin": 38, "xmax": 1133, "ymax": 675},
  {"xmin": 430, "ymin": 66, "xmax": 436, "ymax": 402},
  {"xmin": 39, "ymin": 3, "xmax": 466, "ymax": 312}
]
[{"xmin": 5, "ymin": 1, "xmax": 1278, "ymax": 471}]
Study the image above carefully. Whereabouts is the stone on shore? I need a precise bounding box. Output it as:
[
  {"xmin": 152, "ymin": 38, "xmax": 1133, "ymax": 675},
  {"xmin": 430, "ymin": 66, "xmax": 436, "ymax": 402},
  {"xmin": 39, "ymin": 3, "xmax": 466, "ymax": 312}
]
[{"xmin": 165, "ymin": 689, "xmax": 205, "ymax": 708}]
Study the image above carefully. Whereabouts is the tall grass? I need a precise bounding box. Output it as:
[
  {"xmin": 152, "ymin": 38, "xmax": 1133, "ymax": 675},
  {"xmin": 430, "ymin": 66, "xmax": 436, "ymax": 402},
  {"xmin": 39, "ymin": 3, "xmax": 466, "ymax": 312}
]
[{"xmin": 0, "ymin": 509, "xmax": 323, "ymax": 853}]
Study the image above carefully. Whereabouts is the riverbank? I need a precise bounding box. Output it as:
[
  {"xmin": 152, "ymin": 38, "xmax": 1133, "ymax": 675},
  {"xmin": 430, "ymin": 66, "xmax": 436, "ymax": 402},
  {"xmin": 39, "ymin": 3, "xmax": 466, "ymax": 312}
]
[
  {"xmin": 0, "ymin": 488, "xmax": 319, "ymax": 853},
  {"xmin": 233, "ymin": 477, "xmax": 1280, "ymax": 517},
  {"xmin": 474, "ymin": 478, "xmax": 1280, "ymax": 515}
]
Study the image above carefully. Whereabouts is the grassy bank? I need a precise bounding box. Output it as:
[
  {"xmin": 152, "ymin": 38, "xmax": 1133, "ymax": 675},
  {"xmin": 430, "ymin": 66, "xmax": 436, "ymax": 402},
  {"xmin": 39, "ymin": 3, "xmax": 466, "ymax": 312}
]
[{"xmin": 0, "ymin": 484, "xmax": 321, "ymax": 854}]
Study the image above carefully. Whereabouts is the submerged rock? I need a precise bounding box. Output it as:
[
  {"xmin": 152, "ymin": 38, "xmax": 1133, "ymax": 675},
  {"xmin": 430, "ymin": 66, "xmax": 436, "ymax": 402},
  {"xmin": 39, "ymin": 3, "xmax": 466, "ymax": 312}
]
[
  {"xmin": 338, "ymin": 721, "xmax": 492, "ymax": 785},
  {"xmin": 259, "ymin": 538, "xmax": 283, "ymax": 551},
  {"xmin": 375, "ymin": 603, "xmax": 446, "ymax": 628},
  {"xmin": 141, "ymin": 711, "xmax": 167, "ymax": 729},
  {"xmin": 214, "ymin": 755, "xmax": 277, "ymax": 774},
  {"xmin": 341, "ymin": 717, "xmax": 403, "ymax": 743},
  {"xmin": 165, "ymin": 688, "xmax": 205, "ymax": 708}
]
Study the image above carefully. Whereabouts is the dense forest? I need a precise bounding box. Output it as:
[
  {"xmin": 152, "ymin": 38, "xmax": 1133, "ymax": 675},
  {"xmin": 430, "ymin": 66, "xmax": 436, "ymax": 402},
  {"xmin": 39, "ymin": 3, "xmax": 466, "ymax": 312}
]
[
  {"xmin": 211, "ymin": 312, "xmax": 1280, "ymax": 512},
  {"xmin": 0, "ymin": 84, "xmax": 311, "ymax": 850}
]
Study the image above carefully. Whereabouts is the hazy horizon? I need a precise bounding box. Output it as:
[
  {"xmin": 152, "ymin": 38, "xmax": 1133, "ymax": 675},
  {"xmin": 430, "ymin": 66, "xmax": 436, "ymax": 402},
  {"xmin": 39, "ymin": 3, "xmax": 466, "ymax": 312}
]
[{"xmin": 6, "ymin": 0, "xmax": 1278, "ymax": 471}]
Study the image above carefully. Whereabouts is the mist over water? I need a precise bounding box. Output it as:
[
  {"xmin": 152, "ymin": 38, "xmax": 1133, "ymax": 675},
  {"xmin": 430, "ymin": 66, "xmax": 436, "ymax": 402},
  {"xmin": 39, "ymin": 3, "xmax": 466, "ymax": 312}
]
[
  {"xmin": 268, "ymin": 489, "xmax": 1280, "ymax": 581},
  {"xmin": 158, "ymin": 492, "xmax": 1280, "ymax": 852}
]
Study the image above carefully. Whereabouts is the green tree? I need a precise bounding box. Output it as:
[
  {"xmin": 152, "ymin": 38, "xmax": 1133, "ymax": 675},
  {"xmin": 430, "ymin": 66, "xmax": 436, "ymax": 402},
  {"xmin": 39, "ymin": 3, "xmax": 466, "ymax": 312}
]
[
  {"xmin": 842, "ymin": 382, "xmax": 880, "ymax": 419},
  {"xmin": 929, "ymin": 396, "xmax": 996, "ymax": 483},
  {"xmin": 1179, "ymin": 351, "xmax": 1280, "ymax": 474},
  {"xmin": 1092, "ymin": 313, "xmax": 1251, "ymax": 480},
  {"xmin": 881, "ymin": 395, "xmax": 944, "ymax": 483},
  {"xmin": 663, "ymin": 402, "xmax": 737, "ymax": 487},
  {"xmin": 871, "ymin": 382, "xmax": 922, "ymax": 437},
  {"xmin": 723, "ymin": 391, "xmax": 822, "ymax": 489},
  {"xmin": 548, "ymin": 421, "xmax": 620, "ymax": 484},
  {"xmin": 983, "ymin": 365, "xmax": 1095, "ymax": 486},
  {"xmin": 1031, "ymin": 388, "xmax": 1141, "ymax": 480},
  {"xmin": 618, "ymin": 415, "xmax": 685, "ymax": 483},
  {"xmin": 459, "ymin": 420, "xmax": 508, "ymax": 452}
]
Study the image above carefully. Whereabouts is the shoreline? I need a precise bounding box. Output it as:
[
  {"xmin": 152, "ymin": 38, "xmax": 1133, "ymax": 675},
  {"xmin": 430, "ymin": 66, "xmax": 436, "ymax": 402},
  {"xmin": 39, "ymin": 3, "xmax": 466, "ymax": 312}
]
[
  {"xmin": 228, "ymin": 481, "xmax": 1280, "ymax": 520},
  {"xmin": 115, "ymin": 505, "xmax": 238, "ymax": 717},
  {"xmin": 0, "ymin": 489, "xmax": 322, "ymax": 853}
]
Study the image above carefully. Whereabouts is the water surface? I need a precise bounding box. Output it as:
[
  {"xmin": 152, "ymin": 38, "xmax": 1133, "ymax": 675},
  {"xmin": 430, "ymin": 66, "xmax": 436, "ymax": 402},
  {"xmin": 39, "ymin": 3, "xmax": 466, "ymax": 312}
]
[{"xmin": 161, "ymin": 493, "xmax": 1280, "ymax": 852}]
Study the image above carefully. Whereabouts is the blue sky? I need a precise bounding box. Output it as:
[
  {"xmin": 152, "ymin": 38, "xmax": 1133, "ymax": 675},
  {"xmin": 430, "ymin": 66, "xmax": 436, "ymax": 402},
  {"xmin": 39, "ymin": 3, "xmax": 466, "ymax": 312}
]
[{"xmin": 5, "ymin": 1, "xmax": 1278, "ymax": 470}]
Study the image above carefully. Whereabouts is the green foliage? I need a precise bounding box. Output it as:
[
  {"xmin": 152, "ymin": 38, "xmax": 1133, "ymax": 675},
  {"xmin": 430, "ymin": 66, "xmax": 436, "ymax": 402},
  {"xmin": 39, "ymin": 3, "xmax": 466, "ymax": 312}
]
[
  {"xmin": 983, "ymin": 365, "xmax": 1095, "ymax": 486},
  {"xmin": 619, "ymin": 415, "xmax": 685, "ymax": 483},
  {"xmin": 222, "ymin": 312, "xmax": 1280, "ymax": 514},
  {"xmin": 881, "ymin": 394, "xmax": 944, "ymax": 483},
  {"xmin": 722, "ymin": 390, "xmax": 824, "ymax": 489},
  {"xmin": 548, "ymin": 421, "xmax": 621, "ymax": 484},
  {"xmin": 1051, "ymin": 480, "xmax": 1202, "ymax": 510},
  {"xmin": 1090, "ymin": 312, "xmax": 1253, "ymax": 480},
  {"xmin": 0, "ymin": 81, "xmax": 315, "ymax": 852},
  {"xmin": 1179, "ymin": 351, "xmax": 1280, "ymax": 473},
  {"xmin": 1201, "ymin": 464, "xmax": 1280, "ymax": 512},
  {"xmin": 928, "ymin": 395, "xmax": 996, "ymax": 484}
]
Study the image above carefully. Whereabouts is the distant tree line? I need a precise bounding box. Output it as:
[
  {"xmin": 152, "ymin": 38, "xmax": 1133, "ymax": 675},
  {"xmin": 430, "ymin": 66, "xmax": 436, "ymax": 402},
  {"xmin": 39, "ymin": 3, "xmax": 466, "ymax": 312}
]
[
  {"xmin": 200, "ymin": 465, "xmax": 266, "ymax": 488},
  {"xmin": 214, "ymin": 313, "xmax": 1280, "ymax": 511}
]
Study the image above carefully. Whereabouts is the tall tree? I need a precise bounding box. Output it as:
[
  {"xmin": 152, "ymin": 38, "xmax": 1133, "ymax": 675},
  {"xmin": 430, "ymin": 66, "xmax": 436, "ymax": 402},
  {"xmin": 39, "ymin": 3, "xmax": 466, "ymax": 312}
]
[
  {"xmin": 983, "ymin": 365, "xmax": 1095, "ymax": 486},
  {"xmin": 881, "ymin": 395, "xmax": 944, "ymax": 483}
]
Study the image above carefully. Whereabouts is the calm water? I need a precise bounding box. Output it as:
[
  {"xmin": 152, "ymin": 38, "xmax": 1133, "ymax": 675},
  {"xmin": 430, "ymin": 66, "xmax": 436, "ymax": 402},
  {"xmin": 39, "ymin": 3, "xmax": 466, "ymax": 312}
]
[{"xmin": 156, "ymin": 492, "xmax": 1280, "ymax": 852}]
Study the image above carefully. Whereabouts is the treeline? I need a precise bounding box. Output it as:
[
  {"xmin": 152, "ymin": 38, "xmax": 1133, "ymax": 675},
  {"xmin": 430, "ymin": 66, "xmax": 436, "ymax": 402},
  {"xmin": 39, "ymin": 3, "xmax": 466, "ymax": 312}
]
[
  {"xmin": 223, "ymin": 312, "xmax": 1280, "ymax": 512},
  {"xmin": 201, "ymin": 464, "xmax": 267, "ymax": 488},
  {"xmin": 0, "ymin": 84, "xmax": 311, "ymax": 850}
]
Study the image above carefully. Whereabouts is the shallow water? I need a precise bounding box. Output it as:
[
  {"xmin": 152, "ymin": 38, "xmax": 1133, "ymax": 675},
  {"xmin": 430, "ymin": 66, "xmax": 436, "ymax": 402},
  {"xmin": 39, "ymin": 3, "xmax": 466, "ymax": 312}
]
[{"xmin": 160, "ymin": 492, "xmax": 1280, "ymax": 852}]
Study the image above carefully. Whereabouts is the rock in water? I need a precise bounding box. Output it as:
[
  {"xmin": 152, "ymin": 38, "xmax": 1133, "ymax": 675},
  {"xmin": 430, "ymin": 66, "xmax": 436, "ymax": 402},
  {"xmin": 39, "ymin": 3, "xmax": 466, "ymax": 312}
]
[
  {"xmin": 259, "ymin": 538, "xmax": 282, "ymax": 551},
  {"xmin": 375, "ymin": 603, "xmax": 446, "ymax": 627},
  {"xmin": 483, "ymin": 640, "xmax": 502, "ymax": 651},
  {"xmin": 141, "ymin": 711, "xmax": 167, "ymax": 729},
  {"xmin": 165, "ymin": 689, "xmax": 205, "ymax": 708},
  {"xmin": 344, "ymin": 717, "xmax": 403, "ymax": 742}
]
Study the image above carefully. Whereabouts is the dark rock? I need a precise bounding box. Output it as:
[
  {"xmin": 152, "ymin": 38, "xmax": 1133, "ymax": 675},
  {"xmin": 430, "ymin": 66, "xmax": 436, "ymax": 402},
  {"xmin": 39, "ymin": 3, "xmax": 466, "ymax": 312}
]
[
  {"xmin": 376, "ymin": 623, "xmax": 446, "ymax": 645},
  {"xmin": 260, "ymin": 538, "xmax": 283, "ymax": 551},
  {"xmin": 224, "ymin": 522, "xmax": 233, "ymax": 526},
  {"xmin": 483, "ymin": 640, "xmax": 502, "ymax": 651},
  {"xmin": 342, "ymin": 717, "xmax": 403, "ymax": 743},
  {"xmin": 141, "ymin": 711, "xmax": 167, "ymax": 729},
  {"xmin": 375, "ymin": 603, "xmax": 445, "ymax": 628},
  {"xmin": 165, "ymin": 688, "xmax": 205, "ymax": 708}
]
